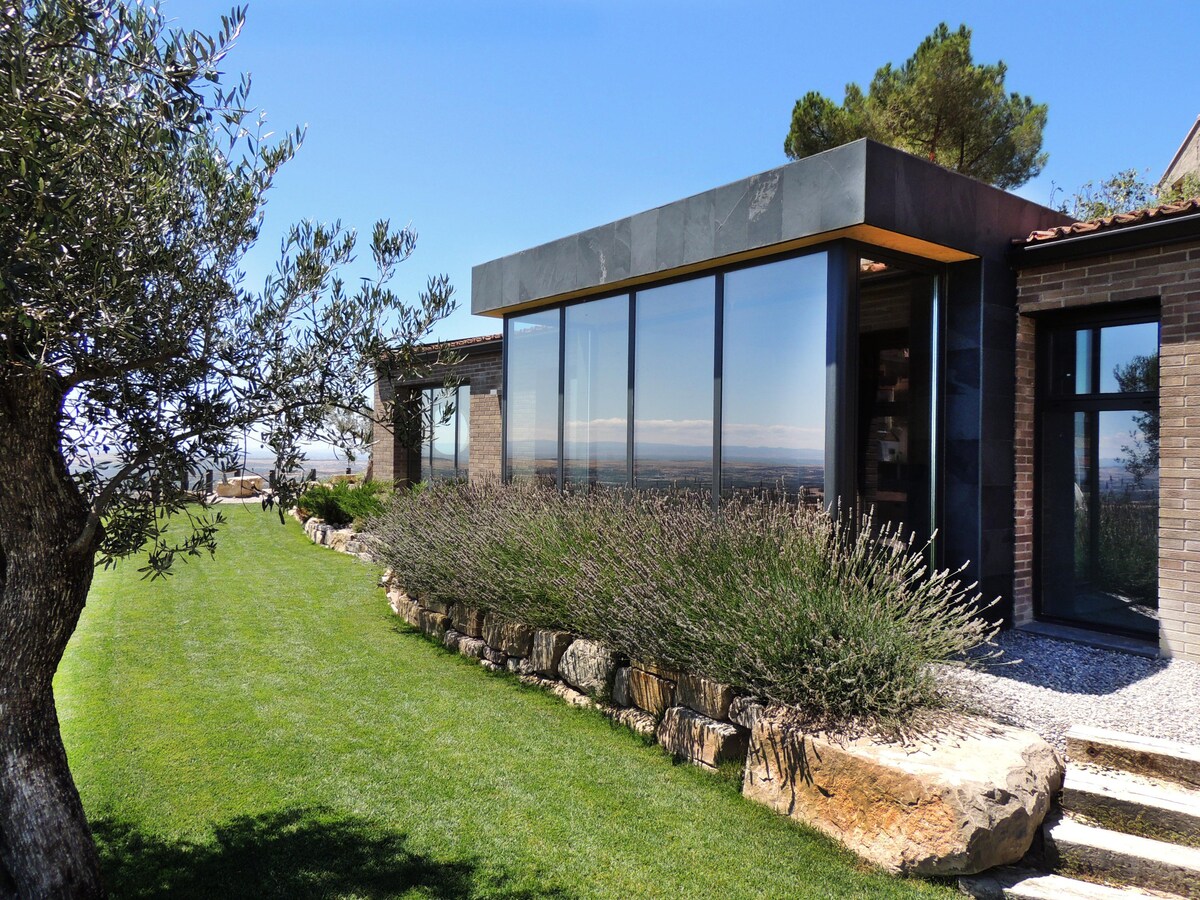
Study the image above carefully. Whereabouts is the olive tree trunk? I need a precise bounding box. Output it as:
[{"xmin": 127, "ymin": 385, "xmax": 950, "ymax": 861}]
[{"xmin": 0, "ymin": 371, "xmax": 105, "ymax": 898}]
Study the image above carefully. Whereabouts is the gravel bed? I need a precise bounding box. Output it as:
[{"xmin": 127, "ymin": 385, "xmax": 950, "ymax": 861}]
[{"xmin": 936, "ymin": 629, "xmax": 1200, "ymax": 752}]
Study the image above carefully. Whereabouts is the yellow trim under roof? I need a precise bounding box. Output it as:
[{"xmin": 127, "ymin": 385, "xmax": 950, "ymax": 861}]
[{"xmin": 476, "ymin": 224, "xmax": 976, "ymax": 317}]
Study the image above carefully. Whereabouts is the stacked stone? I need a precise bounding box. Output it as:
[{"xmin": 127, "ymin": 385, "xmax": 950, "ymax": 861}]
[
  {"xmin": 383, "ymin": 575, "xmax": 754, "ymax": 771},
  {"xmin": 301, "ymin": 515, "xmax": 373, "ymax": 559}
]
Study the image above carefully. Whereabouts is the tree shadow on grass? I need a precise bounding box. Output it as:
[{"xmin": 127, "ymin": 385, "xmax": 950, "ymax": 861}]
[{"xmin": 92, "ymin": 807, "xmax": 573, "ymax": 900}]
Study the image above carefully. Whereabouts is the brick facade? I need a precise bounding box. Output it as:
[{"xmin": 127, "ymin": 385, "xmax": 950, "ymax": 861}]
[
  {"xmin": 1015, "ymin": 240, "xmax": 1200, "ymax": 661},
  {"xmin": 372, "ymin": 336, "xmax": 503, "ymax": 486}
]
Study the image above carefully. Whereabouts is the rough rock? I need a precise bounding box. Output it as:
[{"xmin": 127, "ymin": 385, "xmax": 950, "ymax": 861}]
[
  {"xmin": 728, "ymin": 696, "xmax": 766, "ymax": 730},
  {"xmin": 327, "ymin": 529, "xmax": 354, "ymax": 553},
  {"xmin": 457, "ymin": 636, "xmax": 486, "ymax": 660},
  {"xmin": 550, "ymin": 681, "xmax": 596, "ymax": 709},
  {"xmin": 609, "ymin": 707, "xmax": 658, "ymax": 738},
  {"xmin": 612, "ymin": 667, "xmax": 632, "ymax": 707},
  {"xmin": 530, "ymin": 629, "xmax": 573, "ymax": 678},
  {"xmin": 657, "ymin": 706, "xmax": 748, "ymax": 770},
  {"xmin": 558, "ymin": 640, "xmax": 621, "ymax": 700},
  {"xmin": 481, "ymin": 645, "xmax": 505, "ymax": 666},
  {"xmin": 483, "ymin": 613, "xmax": 535, "ymax": 657},
  {"xmin": 418, "ymin": 610, "xmax": 450, "ymax": 641},
  {"xmin": 677, "ymin": 673, "xmax": 734, "ymax": 721},
  {"xmin": 388, "ymin": 590, "xmax": 422, "ymax": 628},
  {"xmin": 451, "ymin": 603, "xmax": 486, "ymax": 639},
  {"xmin": 480, "ymin": 660, "xmax": 503, "ymax": 672},
  {"xmin": 442, "ymin": 629, "xmax": 463, "ymax": 652},
  {"xmin": 379, "ymin": 568, "xmax": 395, "ymax": 589},
  {"xmin": 741, "ymin": 710, "xmax": 1064, "ymax": 876},
  {"xmin": 505, "ymin": 657, "xmax": 535, "ymax": 676},
  {"xmin": 422, "ymin": 597, "xmax": 454, "ymax": 617},
  {"xmin": 629, "ymin": 667, "xmax": 675, "ymax": 718},
  {"xmin": 631, "ymin": 658, "xmax": 682, "ymax": 681}
]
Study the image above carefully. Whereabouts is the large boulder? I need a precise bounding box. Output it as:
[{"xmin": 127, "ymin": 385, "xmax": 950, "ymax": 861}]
[
  {"xmin": 742, "ymin": 710, "xmax": 1064, "ymax": 876},
  {"xmin": 558, "ymin": 640, "xmax": 620, "ymax": 700}
]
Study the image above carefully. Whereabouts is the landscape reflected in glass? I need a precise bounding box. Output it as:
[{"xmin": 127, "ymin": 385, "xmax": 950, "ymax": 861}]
[{"xmin": 564, "ymin": 295, "xmax": 629, "ymax": 490}]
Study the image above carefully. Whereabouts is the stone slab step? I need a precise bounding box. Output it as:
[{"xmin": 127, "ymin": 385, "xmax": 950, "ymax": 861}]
[
  {"xmin": 1044, "ymin": 816, "xmax": 1200, "ymax": 899},
  {"xmin": 959, "ymin": 866, "xmax": 1175, "ymax": 899},
  {"xmin": 1063, "ymin": 767, "xmax": 1200, "ymax": 847},
  {"xmin": 1067, "ymin": 726, "xmax": 1200, "ymax": 791}
]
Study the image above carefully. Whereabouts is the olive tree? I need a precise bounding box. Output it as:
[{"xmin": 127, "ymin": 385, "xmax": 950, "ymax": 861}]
[{"xmin": 0, "ymin": 2, "xmax": 454, "ymax": 895}]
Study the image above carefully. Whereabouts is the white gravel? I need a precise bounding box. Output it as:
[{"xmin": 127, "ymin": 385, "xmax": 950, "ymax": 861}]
[{"xmin": 936, "ymin": 630, "xmax": 1200, "ymax": 751}]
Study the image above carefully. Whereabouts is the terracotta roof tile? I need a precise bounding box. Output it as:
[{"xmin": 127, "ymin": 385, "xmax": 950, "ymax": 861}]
[
  {"xmin": 1023, "ymin": 196, "xmax": 1200, "ymax": 245},
  {"xmin": 421, "ymin": 333, "xmax": 502, "ymax": 351}
]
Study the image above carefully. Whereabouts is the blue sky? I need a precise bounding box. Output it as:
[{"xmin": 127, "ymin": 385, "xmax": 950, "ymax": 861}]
[{"xmin": 169, "ymin": 1, "xmax": 1200, "ymax": 343}]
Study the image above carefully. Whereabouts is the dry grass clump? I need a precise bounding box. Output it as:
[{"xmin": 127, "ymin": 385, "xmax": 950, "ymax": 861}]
[{"xmin": 367, "ymin": 483, "xmax": 996, "ymax": 729}]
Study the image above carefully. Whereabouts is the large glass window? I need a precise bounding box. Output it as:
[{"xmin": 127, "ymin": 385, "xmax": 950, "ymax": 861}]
[
  {"xmin": 564, "ymin": 296, "xmax": 628, "ymax": 490},
  {"xmin": 1039, "ymin": 314, "xmax": 1159, "ymax": 637},
  {"xmin": 506, "ymin": 310, "xmax": 560, "ymax": 484},
  {"xmin": 634, "ymin": 277, "xmax": 715, "ymax": 492},
  {"xmin": 722, "ymin": 254, "xmax": 827, "ymax": 501}
]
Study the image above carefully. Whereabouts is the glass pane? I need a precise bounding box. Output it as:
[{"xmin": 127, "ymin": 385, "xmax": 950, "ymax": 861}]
[
  {"xmin": 420, "ymin": 388, "xmax": 434, "ymax": 483},
  {"xmin": 856, "ymin": 258, "xmax": 936, "ymax": 536},
  {"xmin": 721, "ymin": 253, "xmax": 826, "ymax": 501},
  {"xmin": 1099, "ymin": 322, "xmax": 1158, "ymax": 393},
  {"xmin": 1043, "ymin": 406, "xmax": 1158, "ymax": 638},
  {"xmin": 1074, "ymin": 329, "xmax": 1093, "ymax": 394},
  {"xmin": 634, "ymin": 276, "xmax": 715, "ymax": 492},
  {"xmin": 431, "ymin": 387, "xmax": 456, "ymax": 481},
  {"xmin": 457, "ymin": 383, "xmax": 470, "ymax": 478},
  {"xmin": 506, "ymin": 310, "xmax": 560, "ymax": 485},
  {"xmin": 564, "ymin": 295, "xmax": 628, "ymax": 490},
  {"xmin": 1072, "ymin": 411, "xmax": 1092, "ymax": 582}
]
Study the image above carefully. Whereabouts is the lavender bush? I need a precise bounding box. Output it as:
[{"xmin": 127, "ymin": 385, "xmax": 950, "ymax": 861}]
[{"xmin": 367, "ymin": 483, "xmax": 996, "ymax": 729}]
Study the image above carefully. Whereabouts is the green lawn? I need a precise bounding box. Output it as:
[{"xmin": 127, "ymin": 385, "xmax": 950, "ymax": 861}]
[{"xmin": 56, "ymin": 504, "xmax": 955, "ymax": 899}]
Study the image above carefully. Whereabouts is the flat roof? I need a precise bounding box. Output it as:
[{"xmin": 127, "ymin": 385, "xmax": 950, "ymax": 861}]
[{"xmin": 472, "ymin": 139, "xmax": 1069, "ymax": 317}]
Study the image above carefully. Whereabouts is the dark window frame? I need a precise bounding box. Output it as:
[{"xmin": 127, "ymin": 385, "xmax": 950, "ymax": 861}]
[{"xmin": 1032, "ymin": 298, "xmax": 1161, "ymax": 638}]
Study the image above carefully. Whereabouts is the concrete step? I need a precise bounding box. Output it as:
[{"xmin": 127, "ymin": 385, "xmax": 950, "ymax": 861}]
[
  {"xmin": 1066, "ymin": 726, "xmax": 1200, "ymax": 791},
  {"xmin": 1044, "ymin": 816, "xmax": 1200, "ymax": 899},
  {"xmin": 959, "ymin": 866, "xmax": 1175, "ymax": 899},
  {"xmin": 1063, "ymin": 766, "xmax": 1200, "ymax": 848}
]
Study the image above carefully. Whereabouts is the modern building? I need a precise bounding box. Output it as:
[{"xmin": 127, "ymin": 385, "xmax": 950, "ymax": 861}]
[{"xmin": 377, "ymin": 138, "xmax": 1200, "ymax": 663}]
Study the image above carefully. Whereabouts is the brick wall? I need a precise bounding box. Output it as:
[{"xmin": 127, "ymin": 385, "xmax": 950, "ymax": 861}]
[
  {"xmin": 373, "ymin": 341, "xmax": 503, "ymax": 485},
  {"xmin": 1015, "ymin": 240, "xmax": 1200, "ymax": 661}
]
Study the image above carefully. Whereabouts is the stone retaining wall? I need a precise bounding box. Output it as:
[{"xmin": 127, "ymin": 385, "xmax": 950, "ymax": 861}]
[{"xmin": 379, "ymin": 573, "xmax": 1064, "ymax": 877}]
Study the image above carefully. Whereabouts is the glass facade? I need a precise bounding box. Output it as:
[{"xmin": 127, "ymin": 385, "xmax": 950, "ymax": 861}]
[
  {"xmin": 503, "ymin": 251, "xmax": 839, "ymax": 501},
  {"xmin": 500, "ymin": 246, "xmax": 952, "ymax": 539}
]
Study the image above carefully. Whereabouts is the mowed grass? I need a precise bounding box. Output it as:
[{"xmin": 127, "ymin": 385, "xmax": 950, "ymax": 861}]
[{"xmin": 56, "ymin": 504, "xmax": 955, "ymax": 900}]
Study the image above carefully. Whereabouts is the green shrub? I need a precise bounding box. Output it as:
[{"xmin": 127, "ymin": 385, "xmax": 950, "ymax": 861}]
[
  {"xmin": 366, "ymin": 483, "xmax": 996, "ymax": 730},
  {"xmin": 297, "ymin": 480, "xmax": 387, "ymax": 528}
]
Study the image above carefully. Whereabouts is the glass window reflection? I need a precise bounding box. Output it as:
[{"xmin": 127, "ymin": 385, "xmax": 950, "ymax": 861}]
[
  {"xmin": 564, "ymin": 296, "xmax": 628, "ymax": 490},
  {"xmin": 634, "ymin": 277, "xmax": 715, "ymax": 491},
  {"xmin": 722, "ymin": 254, "xmax": 827, "ymax": 500},
  {"xmin": 506, "ymin": 310, "xmax": 560, "ymax": 484}
]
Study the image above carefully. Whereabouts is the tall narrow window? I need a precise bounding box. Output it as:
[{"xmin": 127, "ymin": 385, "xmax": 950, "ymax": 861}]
[
  {"xmin": 722, "ymin": 253, "xmax": 827, "ymax": 501},
  {"xmin": 506, "ymin": 310, "xmax": 560, "ymax": 484},
  {"xmin": 564, "ymin": 295, "xmax": 628, "ymax": 490},
  {"xmin": 634, "ymin": 277, "xmax": 715, "ymax": 492},
  {"xmin": 1039, "ymin": 313, "xmax": 1159, "ymax": 637},
  {"xmin": 856, "ymin": 257, "xmax": 937, "ymax": 538}
]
